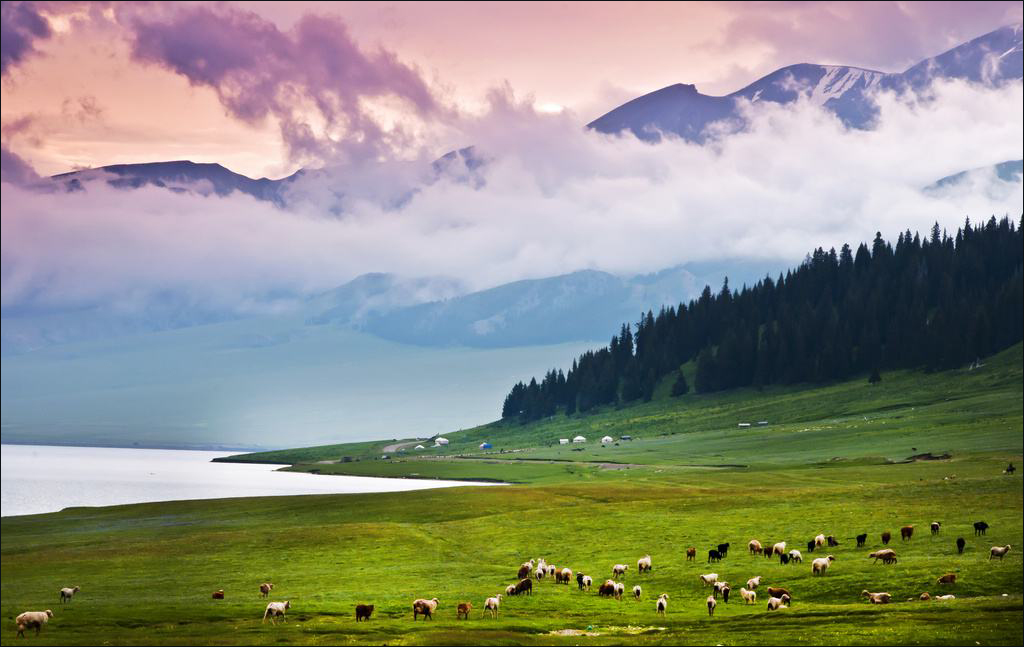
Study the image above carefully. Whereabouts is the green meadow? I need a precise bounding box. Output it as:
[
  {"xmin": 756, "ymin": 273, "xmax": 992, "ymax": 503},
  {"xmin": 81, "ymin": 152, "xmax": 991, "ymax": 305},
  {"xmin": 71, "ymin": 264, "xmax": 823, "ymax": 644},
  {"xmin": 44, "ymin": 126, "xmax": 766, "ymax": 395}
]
[{"xmin": 2, "ymin": 345, "xmax": 1021, "ymax": 645}]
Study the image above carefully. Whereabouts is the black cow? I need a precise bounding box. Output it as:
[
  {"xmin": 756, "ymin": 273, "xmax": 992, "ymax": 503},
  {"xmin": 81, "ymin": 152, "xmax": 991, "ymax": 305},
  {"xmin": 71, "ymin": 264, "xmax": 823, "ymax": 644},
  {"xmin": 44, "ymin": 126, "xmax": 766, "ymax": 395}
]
[
  {"xmin": 856, "ymin": 533, "xmax": 867, "ymax": 547},
  {"xmin": 708, "ymin": 549, "xmax": 722, "ymax": 563},
  {"xmin": 956, "ymin": 537, "xmax": 966, "ymax": 554},
  {"xmin": 974, "ymin": 521, "xmax": 989, "ymax": 536}
]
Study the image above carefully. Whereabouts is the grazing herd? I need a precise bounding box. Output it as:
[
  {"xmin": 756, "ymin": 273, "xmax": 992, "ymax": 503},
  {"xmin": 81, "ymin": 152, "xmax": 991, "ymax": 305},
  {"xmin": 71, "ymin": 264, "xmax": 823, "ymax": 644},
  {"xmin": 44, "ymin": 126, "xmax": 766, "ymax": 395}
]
[{"xmin": 10, "ymin": 519, "xmax": 1014, "ymax": 637}]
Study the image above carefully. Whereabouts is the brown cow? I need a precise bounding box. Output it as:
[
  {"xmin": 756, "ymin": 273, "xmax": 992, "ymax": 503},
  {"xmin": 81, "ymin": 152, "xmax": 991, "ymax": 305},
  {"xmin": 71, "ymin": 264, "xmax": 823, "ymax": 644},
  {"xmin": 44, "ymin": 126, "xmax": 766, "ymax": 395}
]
[
  {"xmin": 259, "ymin": 583, "xmax": 274, "ymax": 598},
  {"xmin": 901, "ymin": 525, "xmax": 914, "ymax": 541},
  {"xmin": 457, "ymin": 602, "xmax": 472, "ymax": 620},
  {"xmin": 355, "ymin": 604, "xmax": 374, "ymax": 621},
  {"xmin": 517, "ymin": 564, "xmax": 531, "ymax": 579},
  {"xmin": 686, "ymin": 547, "xmax": 696, "ymax": 561}
]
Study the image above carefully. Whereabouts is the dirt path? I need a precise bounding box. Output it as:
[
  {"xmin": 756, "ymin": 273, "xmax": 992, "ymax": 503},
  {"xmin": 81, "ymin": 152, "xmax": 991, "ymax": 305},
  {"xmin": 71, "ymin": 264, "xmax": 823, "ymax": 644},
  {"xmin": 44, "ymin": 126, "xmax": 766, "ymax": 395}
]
[{"xmin": 381, "ymin": 440, "xmax": 423, "ymax": 453}]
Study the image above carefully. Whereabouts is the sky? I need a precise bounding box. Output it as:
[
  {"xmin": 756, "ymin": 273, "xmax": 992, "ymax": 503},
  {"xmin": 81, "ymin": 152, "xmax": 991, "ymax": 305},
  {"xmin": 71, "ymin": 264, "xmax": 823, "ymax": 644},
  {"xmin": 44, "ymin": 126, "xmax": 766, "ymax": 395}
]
[{"xmin": 1, "ymin": 1, "xmax": 1021, "ymax": 177}]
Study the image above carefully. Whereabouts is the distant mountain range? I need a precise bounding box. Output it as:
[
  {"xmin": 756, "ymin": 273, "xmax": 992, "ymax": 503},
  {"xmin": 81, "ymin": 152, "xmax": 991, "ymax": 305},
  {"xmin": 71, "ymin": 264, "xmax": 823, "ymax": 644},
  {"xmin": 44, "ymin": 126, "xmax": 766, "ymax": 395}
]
[{"xmin": 588, "ymin": 23, "xmax": 1023, "ymax": 141}]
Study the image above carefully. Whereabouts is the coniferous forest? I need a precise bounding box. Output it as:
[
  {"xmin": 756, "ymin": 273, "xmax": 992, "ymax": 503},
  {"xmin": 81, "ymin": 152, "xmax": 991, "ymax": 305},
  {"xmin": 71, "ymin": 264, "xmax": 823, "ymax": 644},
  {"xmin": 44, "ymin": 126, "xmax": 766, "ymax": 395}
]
[{"xmin": 502, "ymin": 217, "xmax": 1023, "ymax": 423}]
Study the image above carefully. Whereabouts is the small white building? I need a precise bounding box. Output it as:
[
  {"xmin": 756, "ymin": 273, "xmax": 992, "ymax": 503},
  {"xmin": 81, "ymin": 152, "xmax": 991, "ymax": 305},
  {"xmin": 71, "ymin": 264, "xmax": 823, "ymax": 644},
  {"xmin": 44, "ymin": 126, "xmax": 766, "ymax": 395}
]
[
  {"xmin": 757, "ymin": 420, "xmax": 769, "ymax": 425},
  {"xmin": 738, "ymin": 423, "xmax": 751, "ymax": 428},
  {"xmin": 559, "ymin": 438, "xmax": 570, "ymax": 445},
  {"xmin": 435, "ymin": 437, "xmax": 450, "ymax": 446},
  {"xmin": 572, "ymin": 435, "xmax": 586, "ymax": 443},
  {"xmin": 601, "ymin": 435, "xmax": 614, "ymax": 445}
]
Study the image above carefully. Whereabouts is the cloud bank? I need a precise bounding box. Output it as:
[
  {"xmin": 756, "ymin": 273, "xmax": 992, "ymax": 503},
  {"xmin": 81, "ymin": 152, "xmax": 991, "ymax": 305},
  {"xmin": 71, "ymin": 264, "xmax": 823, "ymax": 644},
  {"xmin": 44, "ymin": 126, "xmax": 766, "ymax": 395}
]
[{"xmin": 2, "ymin": 79, "xmax": 1021, "ymax": 314}]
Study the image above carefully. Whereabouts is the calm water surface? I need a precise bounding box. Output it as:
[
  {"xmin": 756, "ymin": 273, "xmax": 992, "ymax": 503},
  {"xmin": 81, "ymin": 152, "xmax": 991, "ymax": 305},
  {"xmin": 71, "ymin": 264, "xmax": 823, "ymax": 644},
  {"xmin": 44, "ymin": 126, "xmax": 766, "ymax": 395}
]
[{"xmin": 1, "ymin": 444, "xmax": 494, "ymax": 517}]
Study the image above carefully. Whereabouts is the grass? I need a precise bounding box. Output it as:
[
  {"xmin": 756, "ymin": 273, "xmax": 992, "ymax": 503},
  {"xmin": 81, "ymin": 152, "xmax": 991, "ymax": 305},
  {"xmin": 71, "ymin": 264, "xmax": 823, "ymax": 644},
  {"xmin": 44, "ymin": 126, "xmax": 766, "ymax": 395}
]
[{"xmin": 1, "ymin": 344, "xmax": 1021, "ymax": 645}]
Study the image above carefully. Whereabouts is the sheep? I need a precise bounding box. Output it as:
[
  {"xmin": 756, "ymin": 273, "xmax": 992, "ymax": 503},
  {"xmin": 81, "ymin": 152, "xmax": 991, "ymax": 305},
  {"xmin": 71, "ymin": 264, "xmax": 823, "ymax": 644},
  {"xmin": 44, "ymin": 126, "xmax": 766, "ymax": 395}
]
[
  {"xmin": 581, "ymin": 575, "xmax": 593, "ymax": 591},
  {"xmin": 766, "ymin": 595, "xmax": 790, "ymax": 611},
  {"xmin": 556, "ymin": 567, "xmax": 573, "ymax": 584},
  {"xmin": 779, "ymin": 553, "xmax": 791, "ymax": 565},
  {"xmin": 355, "ymin": 604, "xmax": 374, "ymax": 621},
  {"xmin": 935, "ymin": 594, "xmax": 955, "ymax": 600},
  {"xmin": 931, "ymin": 522, "xmax": 941, "ymax": 535},
  {"xmin": 637, "ymin": 555, "xmax": 653, "ymax": 573},
  {"xmin": 763, "ymin": 545, "xmax": 775, "ymax": 558},
  {"xmin": 412, "ymin": 598, "xmax": 439, "ymax": 620},
  {"xmin": 766, "ymin": 586, "xmax": 790, "ymax": 599},
  {"xmin": 708, "ymin": 549, "xmax": 722, "ymax": 563},
  {"xmin": 656, "ymin": 593, "xmax": 669, "ymax": 615},
  {"xmin": 717, "ymin": 543, "xmax": 731, "ymax": 557},
  {"xmin": 15, "ymin": 611, "xmax": 53, "ymax": 638},
  {"xmin": 956, "ymin": 537, "xmax": 966, "ymax": 554},
  {"xmin": 721, "ymin": 585, "xmax": 731, "ymax": 604},
  {"xmin": 856, "ymin": 533, "xmax": 867, "ymax": 547},
  {"xmin": 812, "ymin": 555, "xmax": 835, "ymax": 575},
  {"xmin": 740, "ymin": 587, "xmax": 757, "ymax": 604},
  {"xmin": 713, "ymin": 581, "xmax": 729, "ymax": 599},
  {"xmin": 936, "ymin": 573, "xmax": 957, "ymax": 584},
  {"xmin": 534, "ymin": 567, "xmax": 546, "ymax": 580},
  {"xmin": 900, "ymin": 525, "xmax": 914, "ymax": 541},
  {"xmin": 699, "ymin": 573, "xmax": 719, "ymax": 587},
  {"xmin": 633, "ymin": 585, "xmax": 642, "ymax": 600},
  {"xmin": 989, "ymin": 545, "xmax": 1012, "ymax": 560},
  {"xmin": 706, "ymin": 595, "xmax": 717, "ymax": 616},
  {"xmin": 259, "ymin": 583, "xmax": 274, "ymax": 598},
  {"xmin": 612, "ymin": 564, "xmax": 629, "ymax": 579},
  {"xmin": 862, "ymin": 590, "xmax": 892, "ymax": 604},
  {"xmin": 513, "ymin": 578, "xmax": 533, "ymax": 596},
  {"xmin": 827, "ymin": 535, "xmax": 839, "ymax": 547},
  {"xmin": 974, "ymin": 521, "xmax": 989, "ymax": 536},
  {"xmin": 262, "ymin": 601, "xmax": 290, "ymax": 625},
  {"xmin": 881, "ymin": 531, "xmax": 892, "ymax": 545},
  {"xmin": 788, "ymin": 549, "xmax": 803, "ymax": 563},
  {"xmin": 598, "ymin": 580, "xmax": 617, "ymax": 598},
  {"xmin": 869, "ymin": 549, "xmax": 898, "ymax": 564},
  {"xmin": 919, "ymin": 592, "xmax": 931, "ymax": 601},
  {"xmin": 457, "ymin": 602, "xmax": 472, "ymax": 620},
  {"xmin": 59, "ymin": 586, "xmax": 80, "ymax": 603},
  {"xmin": 746, "ymin": 575, "xmax": 762, "ymax": 590},
  {"xmin": 505, "ymin": 584, "xmax": 516, "ymax": 596},
  {"xmin": 614, "ymin": 582, "xmax": 625, "ymax": 600},
  {"xmin": 749, "ymin": 539, "xmax": 763, "ymax": 555},
  {"xmin": 484, "ymin": 595, "xmax": 502, "ymax": 618},
  {"xmin": 211, "ymin": 590, "xmax": 225, "ymax": 600},
  {"xmin": 576, "ymin": 572, "xmax": 586, "ymax": 590},
  {"xmin": 546, "ymin": 564, "xmax": 557, "ymax": 577},
  {"xmin": 806, "ymin": 539, "xmax": 816, "ymax": 553},
  {"xmin": 686, "ymin": 547, "xmax": 696, "ymax": 561},
  {"xmin": 814, "ymin": 533, "xmax": 826, "ymax": 548},
  {"xmin": 772, "ymin": 541, "xmax": 787, "ymax": 557},
  {"xmin": 518, "ymin": 564, "xmax": 532, "ymax": 580}
]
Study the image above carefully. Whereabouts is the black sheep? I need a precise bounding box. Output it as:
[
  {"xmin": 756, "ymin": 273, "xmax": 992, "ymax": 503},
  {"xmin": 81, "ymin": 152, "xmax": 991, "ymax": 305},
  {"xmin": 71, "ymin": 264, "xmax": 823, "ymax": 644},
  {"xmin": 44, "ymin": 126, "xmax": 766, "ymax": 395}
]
[
  {"xmin": 708, "ymin": 549, "xmax": 722, "ymax": 563},
  {"xmin": 956, "ymin": 537, "xmax": 966, "ymax": 554}
]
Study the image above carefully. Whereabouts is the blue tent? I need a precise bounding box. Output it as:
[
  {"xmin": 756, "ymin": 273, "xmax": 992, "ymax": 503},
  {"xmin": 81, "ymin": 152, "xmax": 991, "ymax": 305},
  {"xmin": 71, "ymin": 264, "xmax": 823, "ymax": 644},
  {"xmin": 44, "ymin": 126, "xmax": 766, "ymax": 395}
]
[{"xmin": 479, "ymin": 442, "xmax": 493, "ymax": 449}]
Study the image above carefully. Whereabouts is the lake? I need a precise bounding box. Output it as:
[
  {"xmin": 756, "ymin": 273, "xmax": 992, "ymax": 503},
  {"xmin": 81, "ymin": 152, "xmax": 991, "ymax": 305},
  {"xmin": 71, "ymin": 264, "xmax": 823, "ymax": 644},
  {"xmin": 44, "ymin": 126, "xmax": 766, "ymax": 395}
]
[{"xmin": 0, "ymin": 444, "xmax": 495, "ymax": 517}]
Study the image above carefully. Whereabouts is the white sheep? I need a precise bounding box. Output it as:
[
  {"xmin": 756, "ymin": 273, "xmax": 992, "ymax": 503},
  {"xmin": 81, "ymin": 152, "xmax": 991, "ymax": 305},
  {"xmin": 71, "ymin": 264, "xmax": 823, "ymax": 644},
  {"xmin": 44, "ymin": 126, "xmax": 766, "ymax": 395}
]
[
  {"xmin": 713, "ymin": 581, "xmax": 729, "ymax": 599},
  {"xmin": 535, "ymin": 567, "xmax": 546, "ymax": 580},
  {"xmin": 614, "ymin": 582, "xmax": 625, "ymax": 600},
  {"xmin": 412, "ymin": 597, "xmax": 439, "ymax": 621},
  {"xmin": 637, "ymin": 555, "xmax": 652, "ymax": 573},
  {"xmin": 505, "ymin": 584, "xmax": 516, "ymax": 596},
  {"xmin": 706, "ymin": 595, "xmax": 717, "ymax": 616},
  {"xmin": 546, "ymin": 564, "xmax": 557, "ymax": 576},
  {"xmin": 748, "ymin": 539, "xmax": 763, "ymax": 554},
  {"xmin": 59, "ymin": 586, "xmax": 80, "ymax": 603},
  {"xmin": 15, "ymin": 611, "xmax": 53, "ymax": 637},
  {"xmin": 812, "ymin": 555, "xmax": 835, "ymax": 575},
  {"xmin": 262, "ymin": 601, "xmax": 290, "ymax": 625},
  {"xmin": 740, "ymin": 587, "xmax": 757, "ymax": 604},
  {"xmin": 632, "ymin": 585, "xmax": 642, "ymax": 600},
  {"xmin": 788, "ymin": 549, "xmax": 803, "ymax": 563},
  {"xmin": 814, "ymin": 533, "xmax": 826, "ymax": 548},
  {"xmin": 612, "ymin": 563, "xmax": 629, "ymax": 578},
  {"xmin": 862, "ymin": 590, "xmax": 892, "ymax": 604},
  {"xmin": 656, "ymin": 593, "xmax": 669, "ymax": 615},
  {"xmin": 700, "ymin": 572, "xmax": 718, "ymax": 587},
  {"xmin": 772, "ymin": 541, "xmax": 787, "ymax": 556},
  {"xmin": 484, "ymin": 594, "xmax": 502, "ymax": 618},
  {"xmin": 990, "ymin": 545, "xmax": 1012, "ymax": 560},
  {"xmin": 746, "ymin": 575, "xmax": 762, "ymax": 590},
  {"xmin": 767, "ymin": 594, "xmax": 790, "ymax": 611},
  {"xmin": 935, "ymin": 594, "xmax": 955, "ymax": 600},
  {"xmin": 581, "ymin": 575, "xmax": 593, "ymax": 591}
]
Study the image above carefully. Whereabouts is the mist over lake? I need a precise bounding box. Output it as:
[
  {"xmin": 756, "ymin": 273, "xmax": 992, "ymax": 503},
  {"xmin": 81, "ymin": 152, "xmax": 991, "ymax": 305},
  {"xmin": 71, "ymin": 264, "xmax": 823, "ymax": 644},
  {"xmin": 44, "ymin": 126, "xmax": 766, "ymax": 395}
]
[{"xmin": 0, "ymin": 444, "xmax": 494, "ymax": 517}]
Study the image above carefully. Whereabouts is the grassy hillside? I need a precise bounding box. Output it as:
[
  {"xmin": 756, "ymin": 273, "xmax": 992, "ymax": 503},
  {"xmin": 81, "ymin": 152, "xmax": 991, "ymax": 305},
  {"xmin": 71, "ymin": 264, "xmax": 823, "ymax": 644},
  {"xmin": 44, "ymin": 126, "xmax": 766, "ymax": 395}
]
[{"xmin": 2, "ymin": 345, "xmax": 1021, "ymax": 645}]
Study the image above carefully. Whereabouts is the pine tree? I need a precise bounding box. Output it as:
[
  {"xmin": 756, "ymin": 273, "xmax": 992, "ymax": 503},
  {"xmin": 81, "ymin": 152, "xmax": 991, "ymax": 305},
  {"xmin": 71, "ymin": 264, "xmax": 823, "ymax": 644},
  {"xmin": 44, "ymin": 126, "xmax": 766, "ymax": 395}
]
[{"xmin": 670, "ymin": 370, "xmax": 689, "ymax": 396}]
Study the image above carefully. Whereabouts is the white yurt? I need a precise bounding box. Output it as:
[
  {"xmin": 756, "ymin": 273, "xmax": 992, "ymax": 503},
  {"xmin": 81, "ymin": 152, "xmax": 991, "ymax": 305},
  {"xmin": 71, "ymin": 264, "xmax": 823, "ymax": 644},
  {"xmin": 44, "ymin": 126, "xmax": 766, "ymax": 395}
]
[
  {"xmin": 601, "ymin": 435, "xmax": 614, "ymax": 444},
  {"xmin": 559, "ymin": 438, "xmax": 570, "ymax": 445},
  {"xmin": 435, "ymin": 437, "xmax": 450, "ymax": 446},
  {"xmin": 572, "ymin": 435, "xmax": 586, "ymax": 443}
]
